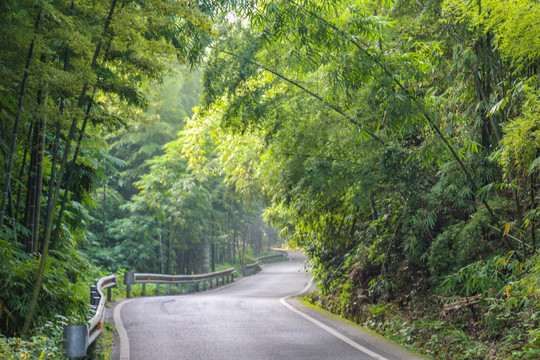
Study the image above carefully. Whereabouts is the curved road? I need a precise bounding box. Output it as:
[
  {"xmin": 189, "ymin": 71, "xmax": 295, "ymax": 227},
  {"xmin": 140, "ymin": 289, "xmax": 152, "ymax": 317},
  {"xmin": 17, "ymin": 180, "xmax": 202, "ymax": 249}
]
[{"xmin": 112, "ymin": 251, "xmax": 426, "ymax": 360}]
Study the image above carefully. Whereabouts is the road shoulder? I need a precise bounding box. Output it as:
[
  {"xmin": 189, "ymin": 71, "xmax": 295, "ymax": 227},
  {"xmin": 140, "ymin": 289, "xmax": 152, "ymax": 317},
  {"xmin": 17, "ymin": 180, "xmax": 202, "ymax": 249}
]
[{"xmin": 285, "ymin": 296, "xmax": 428, "ymax": 360}]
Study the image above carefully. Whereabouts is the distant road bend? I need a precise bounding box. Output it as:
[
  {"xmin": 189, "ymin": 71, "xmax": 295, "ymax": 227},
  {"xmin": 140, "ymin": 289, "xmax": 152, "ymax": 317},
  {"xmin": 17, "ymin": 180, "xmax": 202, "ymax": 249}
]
[{"xmin": 113, "ymin": 251, "xmax": 426, "ymax": 360}]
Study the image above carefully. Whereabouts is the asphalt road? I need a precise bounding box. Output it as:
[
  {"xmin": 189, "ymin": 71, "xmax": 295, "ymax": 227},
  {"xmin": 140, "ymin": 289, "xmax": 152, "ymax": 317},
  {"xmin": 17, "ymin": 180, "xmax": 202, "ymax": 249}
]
[{"xmin": 112, "ymin": 251, "xmax": 426, "ymax": 360}]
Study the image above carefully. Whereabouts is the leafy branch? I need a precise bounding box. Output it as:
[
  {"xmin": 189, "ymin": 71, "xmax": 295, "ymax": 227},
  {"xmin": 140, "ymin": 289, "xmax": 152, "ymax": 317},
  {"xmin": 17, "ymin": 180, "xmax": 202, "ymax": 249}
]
[{"xmin": 218, "ymin": 48, "xmax": 385, "ymax": 145}]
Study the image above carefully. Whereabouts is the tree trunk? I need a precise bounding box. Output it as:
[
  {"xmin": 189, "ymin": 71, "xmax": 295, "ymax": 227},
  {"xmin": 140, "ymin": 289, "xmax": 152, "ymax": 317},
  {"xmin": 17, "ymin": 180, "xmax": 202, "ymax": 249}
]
[
  {"xmin": 242, "ymin": 225, "xmax": 248, "ymax": 263},
  {"xmin": 102, "ymin": 171, "xmax": 107, "ymax": 247},
  {"xmin": 211, "ymin": 241, "xmax": 216, "ymax": 272},
  {"xmin": 232, "ymin": 228, "xmax": 236, "ymax": 265},
  {"xmin": 159, "ymin": 224, "xmax": 164, "ymax": 273},
  {"xmin": 32, "ymin": 86, "xmax": 47, "ymax": 253},
  {"xmin": 24, "ymin": 117, "xmax": 38, "ymax": 252},
  {"xmin": 45, "ymin": 123, "xmax": 61, "ymax": 234},
  {"xmin": 202, "ymin": 237, "xmax": 210, "ymax": 273},
  {"xmin": 14, "ymin": 122, "xmax": 32, "ymax": 225},
  {"xmin": 45, "ymin": 45, "xmax": 69, "ymax": 240},
  {"xmin": 7, "ymin": 189, "xmax": 17, "ymax": 244},
  {"xmin": 530, "ymin": 173, "xmax": 537, "ymax": 254},
  {"xmin": 211, "ymin": 221, "xmax": 216, "ymax": 272},
  {"xmin": 166, "ymin": 221, "xmax": 173, "ymax": 274}
]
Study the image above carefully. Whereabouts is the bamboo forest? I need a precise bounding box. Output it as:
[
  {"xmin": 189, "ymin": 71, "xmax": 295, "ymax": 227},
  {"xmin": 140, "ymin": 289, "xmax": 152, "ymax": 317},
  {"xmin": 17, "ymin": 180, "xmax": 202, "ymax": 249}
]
[{"xmin": 1, "ymin": 0, "xmax": 539, "ymax": 359}]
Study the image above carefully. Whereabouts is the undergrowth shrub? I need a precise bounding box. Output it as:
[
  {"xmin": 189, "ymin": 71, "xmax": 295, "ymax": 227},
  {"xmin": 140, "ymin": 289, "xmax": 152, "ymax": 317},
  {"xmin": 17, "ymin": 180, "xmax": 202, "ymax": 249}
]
[
  {"xmin": 307, "ymin": 248, "xmax": 540, "ymax": 359},
  {"xmin": 0, "ymin": 240, "xmax": 89, "ymax": 336},
  {"xmin": 0, "ymin": 315, "xmax": 70, "ymax": 360},
  {"xmin": 438, "ymin": 252, "xmax": 522, "ymax": 298}
]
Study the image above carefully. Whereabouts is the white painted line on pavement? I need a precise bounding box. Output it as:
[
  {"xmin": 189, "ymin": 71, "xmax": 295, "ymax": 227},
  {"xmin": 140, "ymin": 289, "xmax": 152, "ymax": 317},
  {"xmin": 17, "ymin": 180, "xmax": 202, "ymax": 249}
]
[
  {"xmin": 114, "ymin": 299, "xmax": 133, "ymax": 360},
  {"xmin": 279, "ymin": 283, "xmax": 389, "ymax": 360}
]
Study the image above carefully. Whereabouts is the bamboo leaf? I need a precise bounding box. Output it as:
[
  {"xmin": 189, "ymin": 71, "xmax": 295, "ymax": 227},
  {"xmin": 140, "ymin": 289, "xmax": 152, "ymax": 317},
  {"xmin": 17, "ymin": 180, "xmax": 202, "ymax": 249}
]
[
  {"xmin": 503, "ymin": 223, "xmax": 511, "ymax": 237},
  {"xmin": 489, "ymin": 97, "xmax": 507, "ymax": 115}
]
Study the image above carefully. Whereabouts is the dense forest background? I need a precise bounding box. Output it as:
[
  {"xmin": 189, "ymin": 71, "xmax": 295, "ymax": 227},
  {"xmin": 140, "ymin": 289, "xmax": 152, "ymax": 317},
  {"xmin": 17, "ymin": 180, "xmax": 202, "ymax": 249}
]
[{"xmin": 1, "ymin": 0, "xmax": 539, "ymax": 359}]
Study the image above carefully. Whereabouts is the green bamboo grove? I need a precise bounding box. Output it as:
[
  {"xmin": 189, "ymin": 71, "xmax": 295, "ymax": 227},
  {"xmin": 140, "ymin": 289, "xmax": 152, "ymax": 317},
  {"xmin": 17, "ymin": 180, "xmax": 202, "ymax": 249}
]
[{"xmin": 1, "ymin": 0, "xmax": 540, "ymax": 359}]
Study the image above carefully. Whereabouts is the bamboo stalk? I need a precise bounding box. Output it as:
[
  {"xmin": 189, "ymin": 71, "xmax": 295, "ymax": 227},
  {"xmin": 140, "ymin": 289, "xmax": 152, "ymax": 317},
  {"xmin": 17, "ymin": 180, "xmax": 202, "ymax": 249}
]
[
  {"xmin": 0, "ymin": 10, "xmax": 41, "ymax": 232},
  {"xmin": 22, "ymin": 0, "xmax": 119, "ymax": 336}
]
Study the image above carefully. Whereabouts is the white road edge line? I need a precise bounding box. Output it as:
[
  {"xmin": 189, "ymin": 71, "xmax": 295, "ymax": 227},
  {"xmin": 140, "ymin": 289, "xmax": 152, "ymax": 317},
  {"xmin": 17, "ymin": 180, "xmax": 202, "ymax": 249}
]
[
  {"xmin": 113, "ymin": 299, "xmax": 133, "ymax": 360},
  {"xmin": 279, "ymin": 283, "xmax": 389, "ymax": 360}
]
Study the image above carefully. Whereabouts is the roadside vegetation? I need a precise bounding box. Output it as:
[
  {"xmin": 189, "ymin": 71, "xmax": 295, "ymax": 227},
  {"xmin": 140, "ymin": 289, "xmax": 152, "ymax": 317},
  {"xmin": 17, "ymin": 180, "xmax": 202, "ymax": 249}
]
[{"xmin": 1, "ymin": 0, "xmax": 539, "ymax": 359}]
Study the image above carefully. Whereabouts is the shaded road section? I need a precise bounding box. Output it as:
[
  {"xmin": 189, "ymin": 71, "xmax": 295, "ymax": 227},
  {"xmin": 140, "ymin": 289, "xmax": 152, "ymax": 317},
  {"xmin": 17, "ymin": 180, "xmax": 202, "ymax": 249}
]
[{"xmin": 113, "ymin": 251, "xmax": 426, "ymax": 360}]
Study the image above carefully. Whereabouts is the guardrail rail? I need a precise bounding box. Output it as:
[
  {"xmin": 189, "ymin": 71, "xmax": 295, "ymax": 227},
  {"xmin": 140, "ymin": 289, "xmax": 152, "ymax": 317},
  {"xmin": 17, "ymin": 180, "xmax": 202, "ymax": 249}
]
[
  {"xmin": 124, "ymin": 268, "xmax": 236, "ymax": 298},
  {"xmin": 64, "ymin": 274, "xmax": 118, "ymax": 359},
  {"xmin": 243, "ymin": 251, "xmax": 289, "ymax": 276}
]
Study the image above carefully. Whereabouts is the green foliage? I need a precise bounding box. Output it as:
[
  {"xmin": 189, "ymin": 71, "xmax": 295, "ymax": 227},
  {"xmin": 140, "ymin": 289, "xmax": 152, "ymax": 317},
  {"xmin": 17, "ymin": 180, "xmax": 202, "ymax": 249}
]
[
  {"xmin": 0, "ymin": 0, "xmax": 537, "ymax": 357},
  {"xmin": 0, "ymin": 0, "xmax": 222, "ymax": 337},
  {"xmin": 429, "ymin": 224, "xmax": 460, "ymax": 276},
  {"xmin": 185, "ymin": 0, "xmax": 540, "ymax": 358},
  {"xmin": 481, "ymin": 0, "xmax": 540, "ymax": 66},
  {"xmin": 500, "ymin": 84, "xmax": 540, "ymax": 179},
  {"xmin": 0, "ymin": 241, "xmax": 89, "ymax": 336},
  {"xmin": 0, "ymin": 315, "xmax": 69, "ymax": 360},
  {"xmin": 439, "ymin": 256, "xmax": 509, "ymax": 298}
]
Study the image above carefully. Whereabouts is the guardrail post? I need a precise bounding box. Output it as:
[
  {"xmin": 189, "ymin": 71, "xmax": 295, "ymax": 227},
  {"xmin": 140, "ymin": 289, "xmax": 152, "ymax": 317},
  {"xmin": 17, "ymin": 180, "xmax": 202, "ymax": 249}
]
[
  {"xmin": 167, "ymin": 284, "xmax": 171, "ymax": 295},
  {"xmin": 142, "ymin": 283, "xmax": 146, "ymax": 296},
  {"xmin": 107, "ymin": 287, "xmax": 112, "ymax": 303},
  {"xmin": 90, "ymin": 285, "xmax": 97, "ymax": 305},
  {"xmin": 105, "ymin": 274, "xmax": 113, "ymax": 303},
  {"xmin": 90, "ymin": 281, "xmax": 100, "ymax": 308},
  {"xmin": 187, "ymin": 283, "xmax": 191, "ymax": 293},
  {"xmin": 124, "ymin": 272, "xmax": 135, "ymax": 298},
  {"xmin": 63, "ymin": 324, "xmax": 88, "ymax": 359},
  {"xmin": 156, "ymin": 283, "xmax": 160, "ymax": 296}
]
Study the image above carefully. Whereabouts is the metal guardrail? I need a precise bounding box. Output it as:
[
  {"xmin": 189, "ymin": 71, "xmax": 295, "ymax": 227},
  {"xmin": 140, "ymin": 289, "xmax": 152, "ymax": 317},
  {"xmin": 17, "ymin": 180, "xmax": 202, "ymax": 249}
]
[
  {"xmin": 124, "ymin": 268, "xmax": 236, "ymax": 298},
  {"xmin": 64, "ymin": 274, "xmax": 118, "ymax": 358},
  {"xmin": 243, "ymin": 251, "xmax": 289, "ymax": 276},
  {"xmin": 257, "ymin": 252, "xmax": 288, "ymax": 262},
  {"xmin": 88, "ymin": 274, "xmax": 117, "ymax": 344},
  {"xmin": 243, "ymin": 262, "xmax": 260, "ymax": 276},
  {"xmin": 63, "ymin": 252, "xmax": 288, "ymax": 357}
]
